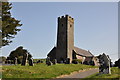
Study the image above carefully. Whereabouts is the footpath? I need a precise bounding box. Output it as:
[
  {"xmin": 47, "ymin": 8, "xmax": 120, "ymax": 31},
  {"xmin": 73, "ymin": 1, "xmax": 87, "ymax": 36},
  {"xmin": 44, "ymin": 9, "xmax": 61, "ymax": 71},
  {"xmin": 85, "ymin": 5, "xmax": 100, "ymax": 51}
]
[{"xmin": 48, "ymin": 68, "xmax": 99, "ymax": 80}]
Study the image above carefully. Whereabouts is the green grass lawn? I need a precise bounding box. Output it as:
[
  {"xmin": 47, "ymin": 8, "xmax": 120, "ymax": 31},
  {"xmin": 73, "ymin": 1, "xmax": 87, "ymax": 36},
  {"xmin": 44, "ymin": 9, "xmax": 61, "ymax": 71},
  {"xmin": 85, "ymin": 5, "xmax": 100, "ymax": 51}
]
[
  {"xmin": 2, "ymin": 63, "xmax": 96, "ymax": 78},
  {"xmin": 33, "ymin": 59, "xmax": 46, "ymax": 63},
  {"xmin": 84, "ymin": 67, "xmax": 120, "ymax": 80}
]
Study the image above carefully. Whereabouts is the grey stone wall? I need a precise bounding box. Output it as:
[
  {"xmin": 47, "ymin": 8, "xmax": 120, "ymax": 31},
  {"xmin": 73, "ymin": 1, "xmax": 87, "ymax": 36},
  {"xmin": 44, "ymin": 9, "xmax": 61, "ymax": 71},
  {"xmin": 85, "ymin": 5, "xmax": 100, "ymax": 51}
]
[{"xmin": 67, "ymin": 16, "xmax": 74, "ymax": 63}]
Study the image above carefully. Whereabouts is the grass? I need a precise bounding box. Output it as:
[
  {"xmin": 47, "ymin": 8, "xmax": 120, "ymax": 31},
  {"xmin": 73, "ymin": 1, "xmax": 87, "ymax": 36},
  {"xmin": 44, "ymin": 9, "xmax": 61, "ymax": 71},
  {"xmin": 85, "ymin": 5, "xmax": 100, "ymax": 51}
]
[
  {"xmin": 83, "ymin": 67, "xmax": 120, "ymax": 80},
  {"xmin": 33, "ymin": 59, "xmax": 46, "ymax": 62},
  {"xmin": 2, "ymin": 63, "xmax": 96, "ymax": 78}
]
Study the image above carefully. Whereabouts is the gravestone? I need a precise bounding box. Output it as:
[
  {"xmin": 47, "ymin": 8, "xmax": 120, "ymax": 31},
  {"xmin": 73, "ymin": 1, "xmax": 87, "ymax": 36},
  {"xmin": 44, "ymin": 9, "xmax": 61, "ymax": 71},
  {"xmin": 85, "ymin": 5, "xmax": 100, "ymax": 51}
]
[
  {"xmin": 36, "ymin": 60, "xmax": 43, "ymax": 63},
  {"xmin": 13, "ymin": 57, "xmax": 17, "ymax": 65},
  {"xmin": 40, "ymin": 60, "xmax": 43, "ymax": 63},
  {"xmin": 98, "ymin": 53, "xmax": 111, "ymax": 74},
  {"xmin": 29, "ymin": 58, "xmax": 33, "ymax": 66},
  {"xmin": 65, "ymin": 58, "xmax": 70, "ymax": 64},
  {"xmin": 118, "ymin": 58, "xmax": 120, "ymax": 68},
  {"xmin": 46, "ymin": 57, "xmax": 52, "ymax": 66},
  {"xmin": 60, "ymin": 60, "xmax": 64, "ymax": 64},
  {"xmin": 72, "ymin": 60, "xmax": 79, "ymax": 64},
  {"xmin": 21, "ymin": 50, "xmax": 28, "ymax": 66},
  {"xmin": 36, "ymin": 60, "xmax": 41, "ymax": 63},
  {"xmin": 89, "ymin": 60, "xmax": 95, "ymax": 66},
  {"xmin": 47, "ymin": 61, "xmax": 52, "ymax": 66},
  {"xmin": 53, "ymin": 59, "xmax": 57, "ymax": 65},
  {"xmin": 7, "ymin": 60, "xmax": 10, "ymax": 64}
]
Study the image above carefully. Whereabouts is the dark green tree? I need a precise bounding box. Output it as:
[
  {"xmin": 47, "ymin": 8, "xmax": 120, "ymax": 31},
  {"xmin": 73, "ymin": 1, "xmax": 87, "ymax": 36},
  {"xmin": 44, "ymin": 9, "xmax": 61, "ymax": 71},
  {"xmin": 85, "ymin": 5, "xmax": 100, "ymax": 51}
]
[
  {"xmin": 8, "ymin": 46, "xmax": 32, "ymax": 64},
  {"xmin": 1, "ymin": 2, "xmax": 22, "ymax": 47}
]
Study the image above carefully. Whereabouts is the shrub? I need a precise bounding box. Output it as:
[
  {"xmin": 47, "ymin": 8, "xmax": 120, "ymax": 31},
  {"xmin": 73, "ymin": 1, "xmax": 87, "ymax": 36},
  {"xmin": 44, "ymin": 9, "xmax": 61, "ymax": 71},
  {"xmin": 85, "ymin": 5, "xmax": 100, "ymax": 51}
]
[
  {"xmin": 72, "ymin": 59, "xmax": 82, "ymax": 64},
  {"xmin": 0, "ymin": 56, "xmax": 6, "ymax": 63}
]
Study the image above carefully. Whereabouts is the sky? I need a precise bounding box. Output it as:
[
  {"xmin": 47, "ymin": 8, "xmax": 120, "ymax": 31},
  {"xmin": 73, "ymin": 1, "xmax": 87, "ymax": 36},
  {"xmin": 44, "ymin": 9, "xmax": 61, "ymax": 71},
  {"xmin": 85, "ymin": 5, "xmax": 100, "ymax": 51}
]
[
  {"xmin": 1, "ymin": 2, "xmax": 118, "ymax": 62},
  {"xmin": 8, "ymin": 0, "xmax": 120, "ymax": 2}
]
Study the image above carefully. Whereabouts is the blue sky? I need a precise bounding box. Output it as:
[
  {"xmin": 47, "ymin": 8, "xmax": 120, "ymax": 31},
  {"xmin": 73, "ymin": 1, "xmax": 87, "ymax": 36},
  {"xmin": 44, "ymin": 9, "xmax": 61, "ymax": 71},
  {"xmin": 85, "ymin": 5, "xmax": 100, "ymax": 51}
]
[{"xmin": 2, "ymin": 2, "xmax": 118, "ymax": 62}]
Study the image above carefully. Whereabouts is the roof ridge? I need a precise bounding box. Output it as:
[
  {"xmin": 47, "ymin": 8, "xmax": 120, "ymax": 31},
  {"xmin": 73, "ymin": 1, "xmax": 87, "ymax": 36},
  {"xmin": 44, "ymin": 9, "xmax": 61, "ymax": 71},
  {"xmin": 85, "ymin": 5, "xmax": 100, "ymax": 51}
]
[
  {"xmin": 74, "ymin": 46, "xmax": 94, "ymax": 57},
  {"xmin": 74, "ymin": 46, "xmax": 88, "ymax": 52}
]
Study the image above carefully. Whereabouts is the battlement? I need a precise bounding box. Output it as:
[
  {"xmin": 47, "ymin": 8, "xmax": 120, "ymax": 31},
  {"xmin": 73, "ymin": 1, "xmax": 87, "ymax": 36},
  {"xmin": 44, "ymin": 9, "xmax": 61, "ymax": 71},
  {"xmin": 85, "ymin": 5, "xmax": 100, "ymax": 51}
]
[{"xmin": 58, "ymin": 15, "xmax": 74, "ymax": 20}]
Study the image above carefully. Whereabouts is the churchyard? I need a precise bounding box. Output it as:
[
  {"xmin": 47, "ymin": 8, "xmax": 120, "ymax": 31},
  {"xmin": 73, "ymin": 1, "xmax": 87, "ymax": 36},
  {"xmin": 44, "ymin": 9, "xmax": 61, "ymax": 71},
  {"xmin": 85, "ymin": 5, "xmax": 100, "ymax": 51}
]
[
  {"xmin": 1, "ymin": 2, "xmax": 119, "ymax": 79},
  {"xmin": 2, "ymin": 63, "xmax": 97, "ymax": 78},
  {"xmin": 1, "ymin": 14, "xmax": 119, "ymax": 79},
  {"xmin": 1, "ymin": 63, "xmax": 120, "ymax": 79},
  {"xmin": 1, "ymin": 47, "xmax": 120, "ymax": 79}
]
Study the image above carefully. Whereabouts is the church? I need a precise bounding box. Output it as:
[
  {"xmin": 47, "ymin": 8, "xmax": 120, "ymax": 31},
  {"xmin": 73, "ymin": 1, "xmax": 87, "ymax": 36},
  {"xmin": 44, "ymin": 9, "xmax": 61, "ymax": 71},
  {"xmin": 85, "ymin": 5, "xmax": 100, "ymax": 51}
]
[{"xmin": 47, "ymin": 15, "xmax": 98, "ymax": 66}]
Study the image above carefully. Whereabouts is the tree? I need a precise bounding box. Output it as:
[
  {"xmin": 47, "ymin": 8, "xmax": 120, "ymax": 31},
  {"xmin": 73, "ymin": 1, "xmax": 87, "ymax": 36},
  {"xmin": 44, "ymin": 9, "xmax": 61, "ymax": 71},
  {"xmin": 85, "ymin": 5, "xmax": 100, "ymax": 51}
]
[
  {"xmin": 1, "ymin": 2, "xmax": 22, "ymax": 47},
  {"xmin": 7, "ymin": 46, "xmax": 32, "ymax": 64}
]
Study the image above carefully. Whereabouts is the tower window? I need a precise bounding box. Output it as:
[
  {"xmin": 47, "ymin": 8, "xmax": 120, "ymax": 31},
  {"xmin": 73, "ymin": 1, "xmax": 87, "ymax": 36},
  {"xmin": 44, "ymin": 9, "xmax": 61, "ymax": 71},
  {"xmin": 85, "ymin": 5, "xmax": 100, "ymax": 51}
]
[{"xmin": 70, "ymin": 24, "xmax": 72, "ymax": 27}]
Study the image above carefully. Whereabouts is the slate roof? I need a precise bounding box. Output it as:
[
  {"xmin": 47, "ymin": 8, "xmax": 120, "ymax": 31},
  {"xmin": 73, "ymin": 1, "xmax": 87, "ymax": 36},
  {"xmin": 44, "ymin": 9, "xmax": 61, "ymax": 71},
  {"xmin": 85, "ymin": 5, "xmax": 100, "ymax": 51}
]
[
  {"xmin": 47, "ymin": 46, "xmax": 94, "ymax": 57},
  {"xmin": 74, "ymin": 47, "xmax": 94, "ymax": 57}
]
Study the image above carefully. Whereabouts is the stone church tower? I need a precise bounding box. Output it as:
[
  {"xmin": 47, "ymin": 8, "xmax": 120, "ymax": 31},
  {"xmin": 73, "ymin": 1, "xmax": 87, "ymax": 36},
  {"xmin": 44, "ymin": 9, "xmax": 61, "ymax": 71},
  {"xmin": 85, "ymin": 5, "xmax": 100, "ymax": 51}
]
[
  {"xmin": 47, "ymin": 15, "xmax": 95, "ymax": 64},
  {"xmin": 56, "ymin": 15, "xmax": 74, "ymax": 63}
]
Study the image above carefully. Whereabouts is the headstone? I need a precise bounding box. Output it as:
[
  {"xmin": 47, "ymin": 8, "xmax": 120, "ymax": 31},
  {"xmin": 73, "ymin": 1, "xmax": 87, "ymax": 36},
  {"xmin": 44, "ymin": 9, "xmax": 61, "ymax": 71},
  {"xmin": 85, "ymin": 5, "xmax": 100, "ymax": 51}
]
[
  {"xmin": 53, "ymin": 59, "xmax": 57, "ymax": 65},
  {"xmin": 47, "ymin": 61, "xmax": 52, "ymax": 66},
  {"xmin": 8, "ymin": 60, "xmax": 11, "ymax": 64},
  {"xmin": 89, "ymin": 60, "xmax": 95, "ymax": 66},
  {"xmin": 13, "ymin": 57, "xmax": 17, "ymax": 65},
  {"xmin": 46, "ymin": 57, "xmax": 50, "ymax": 63},
  {"xmin": 40, "ymin": 60, "xmax": 43, "ymax": 63},
  {"xmin": 5, "ymin": 60, "xmax": 7, "ymax": 64},
  {"xmin": 29, "ymin": 58, "xmax": 33, "ymax": 66},
  {"xmin": 83, "ymin": 61, "xmax": 89, "ymax": 65},
  {"xmin": 60, "ymin": 60, "xmax": 64, "ymax": 64},
  {"xmin": 72, "ymin": 60, "xmax": 78, "ymax": 64},
  {"xmin": 36, "ymin": 60, "xmax": 43, "ymax": 63},
  {"xmin": 98, "ymin": 53, "xmax": 111, "ymax": 74},
  {"xmin": 36, "ymin": 60, "xmax": 41, "ymax": 63},
  {"xmin": 65, "ymin": 58, "xmax": 70, "ymax": 64},
  {"xmin": 46, "ymin": 57, "xmax": 52, "ymax": 66},
  {"xmin": 21, "ymin": 52, "xmax": 28, "ymax": 66},
  {"xmin": 118, "ymin": 59, "xmax": 120, "ymax": 68}
]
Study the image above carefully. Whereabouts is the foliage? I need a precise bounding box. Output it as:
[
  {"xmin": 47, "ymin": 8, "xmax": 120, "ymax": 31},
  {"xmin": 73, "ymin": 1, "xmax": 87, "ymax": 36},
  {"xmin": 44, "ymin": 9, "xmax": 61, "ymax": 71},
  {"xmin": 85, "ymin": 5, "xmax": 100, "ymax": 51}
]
[
  {"xmin": 2, "ymin": 64, "xmax": 96, "ymax": 78},
  {"xmin": 72, "ymin": 59, "xmax": 82, "ymax": 64},
  {"xmin": 7, "ymin": 46, "xmax": 32, "ymax": 64},
  {"xmin": 1, "ymin": 2, "xmax": 22, "ymax": 47}
]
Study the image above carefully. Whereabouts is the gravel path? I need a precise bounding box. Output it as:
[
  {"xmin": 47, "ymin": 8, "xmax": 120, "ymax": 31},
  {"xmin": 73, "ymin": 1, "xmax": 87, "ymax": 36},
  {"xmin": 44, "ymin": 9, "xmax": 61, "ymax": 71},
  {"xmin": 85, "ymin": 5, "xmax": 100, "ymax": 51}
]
[
  {"xmin": 61, "ymin": 68, "xmax": 99, "ymax": 78},
  {"xmin": 48, "ymin": 68, "xmax": 99, "ymax": 80}
]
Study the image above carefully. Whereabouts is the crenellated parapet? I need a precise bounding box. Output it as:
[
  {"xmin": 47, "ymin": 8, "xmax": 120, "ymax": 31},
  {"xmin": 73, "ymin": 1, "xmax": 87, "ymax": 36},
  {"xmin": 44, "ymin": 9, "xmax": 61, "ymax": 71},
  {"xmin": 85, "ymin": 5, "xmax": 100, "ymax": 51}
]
[{"xmin": 58, "ymin": 15, "xmax": 74, "ymax": 23}]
